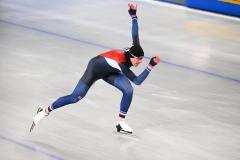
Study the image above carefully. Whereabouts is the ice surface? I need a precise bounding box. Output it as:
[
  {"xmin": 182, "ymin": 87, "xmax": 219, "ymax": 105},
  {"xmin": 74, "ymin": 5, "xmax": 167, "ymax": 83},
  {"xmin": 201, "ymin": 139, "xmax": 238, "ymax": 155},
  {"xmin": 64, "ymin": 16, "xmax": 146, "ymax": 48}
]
[{"xmin": 0, "ymin": 0, "xmax": 240, "ymax": 160}]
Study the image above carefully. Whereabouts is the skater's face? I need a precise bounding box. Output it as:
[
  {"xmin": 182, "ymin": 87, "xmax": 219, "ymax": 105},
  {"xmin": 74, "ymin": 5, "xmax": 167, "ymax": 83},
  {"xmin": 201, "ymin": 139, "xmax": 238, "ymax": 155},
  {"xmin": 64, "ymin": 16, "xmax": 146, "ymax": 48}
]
[{"xmin": 130, "ymin": 57, "xmax": 143, "ymax": 67}]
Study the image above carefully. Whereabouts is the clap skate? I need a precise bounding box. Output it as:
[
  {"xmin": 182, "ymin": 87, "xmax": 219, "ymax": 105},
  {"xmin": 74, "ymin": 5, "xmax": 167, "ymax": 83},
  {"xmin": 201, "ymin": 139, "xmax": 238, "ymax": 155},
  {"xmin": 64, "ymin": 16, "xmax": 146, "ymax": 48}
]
[
  {"xmin": 29, "ymin": 107, "xmax": 49, "ymax": 132},
  {"xmin": 116, "ymin": 120, "xmax": 133, "ymax": 134}
]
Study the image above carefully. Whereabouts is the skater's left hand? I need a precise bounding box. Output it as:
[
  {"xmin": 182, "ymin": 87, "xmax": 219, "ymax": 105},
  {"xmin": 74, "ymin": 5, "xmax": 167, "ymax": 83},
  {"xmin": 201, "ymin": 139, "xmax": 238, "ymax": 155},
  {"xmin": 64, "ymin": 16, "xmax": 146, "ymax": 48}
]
[
  {"xmin": 148, "ymin": 56, "xmax": 160, "ymax": 67},
  {"xmin": 128, "ymin": 3, "xmax": 137, "ymax": 17}
]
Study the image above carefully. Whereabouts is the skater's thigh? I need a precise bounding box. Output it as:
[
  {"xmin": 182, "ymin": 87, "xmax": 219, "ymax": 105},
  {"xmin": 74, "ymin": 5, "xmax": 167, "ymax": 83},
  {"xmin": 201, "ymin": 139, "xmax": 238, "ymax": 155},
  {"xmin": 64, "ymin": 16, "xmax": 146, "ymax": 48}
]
[{"xmin": 103, "ymin": 74, "xmax": 132, "ymax": 91}]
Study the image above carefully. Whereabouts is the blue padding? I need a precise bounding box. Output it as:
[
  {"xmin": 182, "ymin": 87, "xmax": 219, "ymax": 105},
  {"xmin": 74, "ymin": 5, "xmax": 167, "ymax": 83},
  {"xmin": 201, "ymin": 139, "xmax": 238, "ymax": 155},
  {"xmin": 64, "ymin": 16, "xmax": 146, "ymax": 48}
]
[{"xmin": 186, "ymin": 0, "xmax": 240, "ymax": 17}]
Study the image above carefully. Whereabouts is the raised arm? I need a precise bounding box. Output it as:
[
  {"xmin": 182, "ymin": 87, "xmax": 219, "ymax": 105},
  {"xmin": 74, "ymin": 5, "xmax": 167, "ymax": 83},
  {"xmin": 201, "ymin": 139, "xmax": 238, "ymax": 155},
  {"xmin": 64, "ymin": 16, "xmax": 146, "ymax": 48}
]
[{"xmin": 128, "ymin": 4, "xmax": 140, "ymax": 46}]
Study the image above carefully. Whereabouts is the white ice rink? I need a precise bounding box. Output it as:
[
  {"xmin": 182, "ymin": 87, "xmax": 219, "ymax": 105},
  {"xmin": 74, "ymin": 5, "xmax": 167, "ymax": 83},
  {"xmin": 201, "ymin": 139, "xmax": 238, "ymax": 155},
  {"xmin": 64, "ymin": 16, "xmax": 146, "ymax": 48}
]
[{"xmin": 0, "ymin": 0, "xmax": 240, "ymax": 160}]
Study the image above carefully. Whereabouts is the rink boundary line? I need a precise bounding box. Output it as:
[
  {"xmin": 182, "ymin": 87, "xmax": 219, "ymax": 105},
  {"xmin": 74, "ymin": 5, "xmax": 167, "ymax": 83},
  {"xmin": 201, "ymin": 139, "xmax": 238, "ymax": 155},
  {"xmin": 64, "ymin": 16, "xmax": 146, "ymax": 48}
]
[
  {"xmin": 0, "ymin": 19, "xmax": 113, "ymax": 50},
  {"xmin": 0, "ymin": 134, "xmax": 64, "ymax": 160},
  {"xmin": 0, "ymin": 19, "xmax": 240, "ymax": 84},
  {"xmin": 160, "ymin": 60, "xmax": 240, "ymax": 83},
  {"xmin": 139, "ymin": 0, "xmax": 240, "ymax": 21}
]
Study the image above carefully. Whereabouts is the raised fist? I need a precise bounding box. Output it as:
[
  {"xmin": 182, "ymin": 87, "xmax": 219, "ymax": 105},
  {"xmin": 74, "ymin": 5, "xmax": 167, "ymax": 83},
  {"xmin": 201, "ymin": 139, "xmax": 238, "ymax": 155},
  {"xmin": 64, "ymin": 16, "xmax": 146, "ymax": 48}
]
[{"xmin": 128, "ymin": 3, "xmax": 137, "ymax": 17}]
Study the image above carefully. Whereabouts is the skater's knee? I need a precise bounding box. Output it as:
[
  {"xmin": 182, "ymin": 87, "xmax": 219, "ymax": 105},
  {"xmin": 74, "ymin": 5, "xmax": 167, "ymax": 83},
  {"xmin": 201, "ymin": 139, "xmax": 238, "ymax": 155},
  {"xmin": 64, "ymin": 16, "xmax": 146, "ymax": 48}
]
[
  {"xmin": 122, "ymin": 86, "xmax": 133, "ymax": 97},
  {"xmin": 70, "ymin": 94, "xmax": 82, "ymax": 103}
]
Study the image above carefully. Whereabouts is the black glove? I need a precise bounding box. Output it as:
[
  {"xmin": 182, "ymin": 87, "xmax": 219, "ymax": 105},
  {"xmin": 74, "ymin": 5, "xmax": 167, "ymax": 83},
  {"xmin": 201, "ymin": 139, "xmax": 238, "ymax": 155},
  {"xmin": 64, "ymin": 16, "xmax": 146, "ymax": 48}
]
[
  {"xmin": 149, "ymin": 56, "xmax": 160, "ymax": 67},
  {"xmin": 128, "ymin": 4, "xmax": 137, "ymax": 17}
]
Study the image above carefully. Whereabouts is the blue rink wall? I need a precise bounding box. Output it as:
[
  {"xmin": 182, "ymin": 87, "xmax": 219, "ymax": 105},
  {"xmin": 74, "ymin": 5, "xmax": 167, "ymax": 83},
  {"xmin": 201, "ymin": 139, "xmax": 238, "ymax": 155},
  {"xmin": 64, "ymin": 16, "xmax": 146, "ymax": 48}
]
[
  {"xmin": 186, "ymin": 0, "xmax": 240, "ymax": 17},
  {"xmin": 155, "ymin": 0, "xmax": 240, "ymax": 17}
]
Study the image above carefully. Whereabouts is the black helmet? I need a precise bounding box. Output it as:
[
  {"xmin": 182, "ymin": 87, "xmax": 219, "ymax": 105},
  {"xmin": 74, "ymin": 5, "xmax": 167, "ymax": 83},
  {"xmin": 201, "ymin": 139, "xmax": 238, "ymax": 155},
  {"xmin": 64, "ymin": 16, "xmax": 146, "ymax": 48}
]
[{"xmin": 129, "ymin": 45, "xmax": 144, "ymax": 57}]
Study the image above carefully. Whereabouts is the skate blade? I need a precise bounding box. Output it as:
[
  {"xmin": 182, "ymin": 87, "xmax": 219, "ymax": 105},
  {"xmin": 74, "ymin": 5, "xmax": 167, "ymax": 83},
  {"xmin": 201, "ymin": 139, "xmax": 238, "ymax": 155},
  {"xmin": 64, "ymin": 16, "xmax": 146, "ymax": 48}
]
[
  {"xmin": 119, "ymin": 130, "xmax": 133, "ymax": 134},
  {"xmin": 29, "ymin": 122, "xmax": 35, "ymax": 132},
  {"xmin": 112, "ymin": 131, "xmax": 138, "ymax": 139},
  {"xmin": 29, "ymin": 107, "xmax": 42, "ymax": 133}
]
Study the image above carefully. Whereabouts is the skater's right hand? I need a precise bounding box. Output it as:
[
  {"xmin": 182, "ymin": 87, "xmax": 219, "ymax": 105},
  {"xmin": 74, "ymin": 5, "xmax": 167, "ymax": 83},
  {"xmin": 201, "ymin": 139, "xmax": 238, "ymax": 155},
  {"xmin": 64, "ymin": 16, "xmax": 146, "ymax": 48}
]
[
  {"xmin": 148, "ymin": 56, "xmax": 160, "ymax": 67},
  {"xmin": 128, "ymin": 3, "xmax": 137, "ymax": 17}
]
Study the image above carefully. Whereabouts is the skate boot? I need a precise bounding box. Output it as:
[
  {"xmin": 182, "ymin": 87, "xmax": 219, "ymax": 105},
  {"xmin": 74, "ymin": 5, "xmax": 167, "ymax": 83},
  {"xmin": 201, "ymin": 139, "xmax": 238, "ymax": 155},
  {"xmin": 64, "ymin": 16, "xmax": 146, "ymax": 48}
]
[
  {"xmin": 30, "ymin": 107, "xmax": 49, "ymax": 132},
  {"xmin": 116, "ymin": 120, "xmax": 133, "ymax": 134}
]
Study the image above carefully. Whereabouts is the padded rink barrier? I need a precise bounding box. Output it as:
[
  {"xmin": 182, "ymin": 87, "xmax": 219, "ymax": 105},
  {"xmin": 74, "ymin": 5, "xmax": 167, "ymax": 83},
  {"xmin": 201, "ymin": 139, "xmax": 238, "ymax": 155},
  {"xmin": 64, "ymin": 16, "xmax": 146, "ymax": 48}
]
[{"xmin": 186, "ymin": 0, "xmax": 240, "ymax": 17}]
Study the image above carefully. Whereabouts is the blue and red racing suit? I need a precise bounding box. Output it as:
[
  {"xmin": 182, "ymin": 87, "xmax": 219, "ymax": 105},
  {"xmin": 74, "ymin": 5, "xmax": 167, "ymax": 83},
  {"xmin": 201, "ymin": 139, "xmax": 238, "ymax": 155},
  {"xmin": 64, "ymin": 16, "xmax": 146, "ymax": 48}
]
[{"xmin": 50, "ymin": 16, "xmax": 153, "ymax": 118}]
